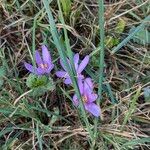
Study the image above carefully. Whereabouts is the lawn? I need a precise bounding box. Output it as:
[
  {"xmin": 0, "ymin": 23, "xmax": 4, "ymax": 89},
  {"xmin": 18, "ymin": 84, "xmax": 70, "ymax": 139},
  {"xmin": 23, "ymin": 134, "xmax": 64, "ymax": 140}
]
[{"xmin": 0, "ymin": 0, "xmax": 150, "ymax": 149}]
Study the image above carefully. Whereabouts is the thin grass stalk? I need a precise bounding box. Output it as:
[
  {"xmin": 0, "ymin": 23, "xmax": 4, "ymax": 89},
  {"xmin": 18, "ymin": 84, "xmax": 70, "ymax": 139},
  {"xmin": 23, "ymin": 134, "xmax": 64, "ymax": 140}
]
[
  {"xmin": 121, "ymin": 86, "xmax": 141, "ymax": 131},
  {"xmin": 36, "ymin": 122, "xmax": 43, "ymax": 150},
  {"xmin": 97, "ymin": 0, "xmax": 105, "ymax": 101},
  {"xmin": 57, "ymin": 0, "xmax": 94, "ymax": 142},
  {"xmin": 32, "ymin": 17, "xmax": 36, "ymax": 64},
  {"xmin": 43, "ymin": 0, "xmax": 94, "ymax": 143},
  {"xmin": 93, "ymin": 0, "xmax": 105, "ymax": 146}
]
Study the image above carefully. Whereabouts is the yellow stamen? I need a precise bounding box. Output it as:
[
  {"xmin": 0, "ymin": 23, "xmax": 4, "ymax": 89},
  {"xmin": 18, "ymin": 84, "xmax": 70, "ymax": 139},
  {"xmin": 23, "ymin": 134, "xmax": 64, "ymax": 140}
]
[
  {"xmin": 82, "ymin": 96, "xmax": 88, "ymax": 103},
  {"xmin": 39, "ymin": 63, "xmax": 48, "ymax": 69}
]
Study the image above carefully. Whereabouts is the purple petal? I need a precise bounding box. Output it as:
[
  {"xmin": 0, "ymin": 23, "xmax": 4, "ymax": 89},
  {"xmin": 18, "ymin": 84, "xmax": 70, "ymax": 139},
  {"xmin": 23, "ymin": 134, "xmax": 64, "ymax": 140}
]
[
  {"xmin": 36, "ymin": 67, "xmax": 45, "ymax": 75},
  {"xmin": 24, "ymin": 62, "xmax": 37, "ymax": 74},
  {"xmin": 88, "ymin": 93, "xmax": 98, "ymax": 102},
  {"xmin": 78, "ymin": 79, "xmax": 83, "ymax": 95},
  {"xmin": 84, "ymin": 103, "xmax": 101, "ymax": 117},
  {"xmin": 35, "ymin": 50, "xmax": 43, "ymax": 65},
  {"xmin": 74, "ymin": 53, "xmax": 79, "ymax": 70},
  {"xmin": 77, "ymin": 55, "xmax": 89, "ymax": 74},
  {"xmin": 45, "ymin": 64, "xmax": 54, "ymax": 74},
  {"xmin": 42, "ymin": 45, "xmax": 52, "ymax": 65},
  {"xmin": 56, "ymin": 71, "xmax": 68, "ymax": 78},
  {"xmin": 73, "ymin": 94, "xmax": 79, "ymax": 106},
  {"xmin": 60, "ymin": 58, "xmax": 71, "ymax": 71},
  {"xmin": 84, "ymin": 78, "xmax": 93, "ymax": 94},
  {"xmin": 60, "ymin": 59, "xmax": 67, "ymax": 71},
  {"xmin": 64, "ymin": 78, "xmax": 72, "ymax": 85},
  {"xmin": 78, "ymin": 74, "xmax": 84, "ymax": 80}
]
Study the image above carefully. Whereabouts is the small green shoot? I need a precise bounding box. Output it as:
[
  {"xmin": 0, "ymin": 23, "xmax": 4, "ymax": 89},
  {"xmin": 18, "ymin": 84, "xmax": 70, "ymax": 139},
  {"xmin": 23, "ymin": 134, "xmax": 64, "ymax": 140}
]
[{"xmin": 26, "ymin": 74, "xmax": 55, "ymax": 97}]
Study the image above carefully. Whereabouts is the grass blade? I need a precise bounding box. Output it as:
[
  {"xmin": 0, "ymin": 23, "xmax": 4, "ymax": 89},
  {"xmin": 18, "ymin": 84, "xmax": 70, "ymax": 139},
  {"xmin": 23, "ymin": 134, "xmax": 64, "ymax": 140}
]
[
  {"xmin": 93, "ymin": 0, "xmax": 105, "ymax": 147},
  {"xmin": 111, "ymin": 15, "xmax": 150, "ymax": 54},
  {"xmin": 97, "ymin": 0, "xmax": 105, "ymax": 101},
  {"xmin": 57, "ymin": 0, "xmax": 95, "ymax": 143},
  {"xmin": 122, "ymin": 137, "xmax": 150, "ymax": 149},
  {"xmin": 121, "ymin": 86, "xmax": 141, "ymax": 130},
  {"xmin": 43, "ymin": 0, "xmax": 94, "ymax": 144},
  {"xmin": 36, "ymin": 122, "xmax": 43, "ymax": 150}
]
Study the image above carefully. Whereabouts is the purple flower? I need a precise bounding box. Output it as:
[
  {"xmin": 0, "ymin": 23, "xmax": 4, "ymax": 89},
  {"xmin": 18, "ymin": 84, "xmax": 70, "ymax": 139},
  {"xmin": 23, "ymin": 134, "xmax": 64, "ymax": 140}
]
[
  {"xmin": 24, "ymin": 45, "xmax": 54, "ymax": 75},
  {"xmin": 73, "ymin": 78, "xmax": 101, "ymax": 117},
  {"xmin": 56, "ymin": 53, "xmax": 89, "ymax": 85}
]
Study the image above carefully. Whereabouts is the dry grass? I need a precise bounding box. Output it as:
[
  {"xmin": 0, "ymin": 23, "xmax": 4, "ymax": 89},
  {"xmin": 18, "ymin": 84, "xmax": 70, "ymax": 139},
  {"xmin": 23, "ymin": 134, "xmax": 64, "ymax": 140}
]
[{"xmin": 0, "ymin": 0, "xmax": 150, "ymax": 149}]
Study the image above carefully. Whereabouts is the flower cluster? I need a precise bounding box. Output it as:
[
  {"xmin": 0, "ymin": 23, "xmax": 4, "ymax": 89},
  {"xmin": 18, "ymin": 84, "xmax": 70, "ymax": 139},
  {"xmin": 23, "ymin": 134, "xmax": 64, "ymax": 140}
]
[{"xmin": 25, "ymin": 45, "xmax": 101, "ymax": 117}]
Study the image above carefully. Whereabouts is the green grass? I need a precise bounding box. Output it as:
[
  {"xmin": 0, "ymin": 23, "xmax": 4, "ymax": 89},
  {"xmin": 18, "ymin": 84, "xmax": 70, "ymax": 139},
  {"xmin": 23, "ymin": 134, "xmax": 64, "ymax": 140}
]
[{"xmin": 0, "ymin": 0, "xmax": 150, "ymax": 149}]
